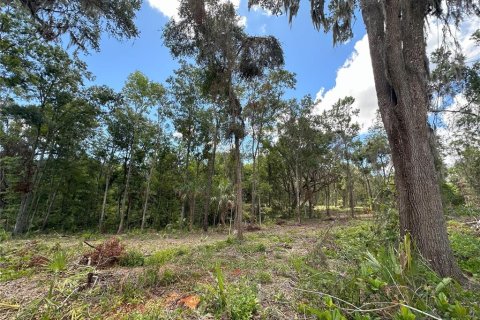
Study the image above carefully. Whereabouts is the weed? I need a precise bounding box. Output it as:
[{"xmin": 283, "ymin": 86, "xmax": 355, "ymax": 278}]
[
  {"xmin": 159, "ymin": 268, "xmax": 177, "ymax": 286},
  {"xmin": 145, "ymin": 247, "xmax": 188, "ymax": 266},
  {"xmin": 201, "ymin": 265, "xmax": 259, "ymax": 319},
  {"xmin": 256, "ymin": 271, "xmax": 272, "ymax": 284},
  {"xmin": 138, "ymin": 267, "xmax": 160, "ymax": 288},
  {"xmin": 119, "ymin": 249, "xmax": 145, "ymax": 267},
  {"xmin": 47, "ymin": 250, "xmax": 68, "ymax": 273}
]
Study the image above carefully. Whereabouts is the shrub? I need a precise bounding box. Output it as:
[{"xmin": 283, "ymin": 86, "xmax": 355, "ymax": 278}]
[{"xmin": 119, "ymin": 250, "xmax": 145, "ymax": 267}]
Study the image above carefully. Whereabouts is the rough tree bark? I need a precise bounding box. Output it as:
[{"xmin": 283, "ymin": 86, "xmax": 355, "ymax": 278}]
[
  {"xmin": 203, "ymin": 120, "xmax": 218, "ymax": 232},
  {"xmin": 360, "ymin": 0, "xmax": 464, "ymax": 281},
  {"xmin": 233, "ymin": 134, "xmax": 244, "ymax": 240}
]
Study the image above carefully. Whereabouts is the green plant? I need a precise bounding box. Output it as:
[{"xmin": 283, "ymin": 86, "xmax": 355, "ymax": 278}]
[
  {"xmin": 159, "ymin": 268, "xmax": 177, "ymax": 286},
  {"xmin": 119, "ymin": 250, "xmax": 145, "ymax": 267},
  {"xmin": 449, "ymin": 230, "xmax": 480, "ymax": 278},
  {"xmin": 138, "ymin": 268, "xmax": 160, "ymax": 288},
  {"xmin": 256, "ymin": 271, "xmax": 272, "ymax": 284},
  {"xmin": 0, "ymin": 228, "xmax": 10, "ymax": 242},
  {"xmin": 201, "ymin": 265, "xmax": 259, "ymax": 319},
  {"xmin": 145, "ymin": 247, "xmax": 188, "ymax": 266},
  {"xmin": 47, "ymin": 251, "xmax": 68, "ymax": 273}
]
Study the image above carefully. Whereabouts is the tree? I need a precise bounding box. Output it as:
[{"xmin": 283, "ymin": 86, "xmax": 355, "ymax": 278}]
[
  {"xmin": 247, "ymin": 0, "xmax": 475, "ymax": 280},
  {"xmin": 321, "ymin": 97, "xmax": 359, "ymax": 217},
  {"xmin": 2, "ymin": 0, "xmax": 141, "ymax": 52},
  {"xmin": 244, "ymin": 69, "xmax": 295, "ymax": 223},
  {"xmin": 117, "ymin": 71, "xmax": 165, "ymax": 234},
  {"xmin": 164, "ymin": 0, "xmax": 284, "ymax": 239},
  {"xmin": 166, "ymin": 62, "xmax": 208, "ymax": 229},
  {"xmin": 1, "ymin": 32, "xmax": 91, "ymax": 234}
]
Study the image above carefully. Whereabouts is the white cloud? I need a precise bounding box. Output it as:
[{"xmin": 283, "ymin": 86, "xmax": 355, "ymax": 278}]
[
  {"xmin": 148, "ymin": 0, "xmax": 244, "ymax": 23},
  {"xmin": 148, "ymin": 0, "xmax": 181, "ymax": 19},
  {"xmin": 315, "ymin": 17, "xmax": 480, "ymax": 133},
  {"xmin": 237, "ymin": 15, "xmax": 247, "ymax": 27},
  {"xmin": 251, "ymin": 4, "xmax": 273, "ymax": 16},
  {"xmin": 315, "ymin": 35, "xmax": 377, "ymax": 132}
]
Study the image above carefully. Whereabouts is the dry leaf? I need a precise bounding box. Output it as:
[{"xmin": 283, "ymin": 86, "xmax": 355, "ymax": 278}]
[{"xmin": 179, "ymin": 295, "xmax": 200, "ymax": 309}]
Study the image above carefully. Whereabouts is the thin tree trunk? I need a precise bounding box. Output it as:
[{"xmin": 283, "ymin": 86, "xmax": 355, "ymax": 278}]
[
  {"xmin": 41, "ymin": 189, "xmax": 57, "ymax": 230},
  {"xmin": 326, "ymin": 185, "xmax": 331, "ymax": 217},
  {"xmin": 346, "ymin": 155, "xmax": 354, "ymax": 218},
  {"xmin": 360, "ymin": 0, "xmax": 464, "ymax": 281},
  {"xmin": 117, "ymin": 141, "xmax": 134, "ymax": 234},
  {"xmin": 365, "ymin": 175, "xmax": 373, "ymax": 211},
  {"xmin": 294, "ymin": 159, "xmax": 300, "ymax": 224},
  {"xmin": 203, "ymin": 121, "xmax": 218, "ymax": 232},
  {"xmin": 99, "ymin": 169, "xmax": 110, "ymax": 233},
  {"xmin": 258, "ymin": 193, "xmax": 262, "ymax": 225},
  {"xmin": 233, "ymin": 135, "xmax": 243, "ymax": 240},
  {"xmin": 141, "ymin": 162, "xmax": 154, "ymax": 230},
  {"xmin": 181, "ymin": 139, "xmax": 192, "ymax": 227}
]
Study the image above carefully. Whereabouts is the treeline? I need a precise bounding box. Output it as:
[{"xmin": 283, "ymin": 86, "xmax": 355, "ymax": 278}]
[{"xmin": 1, "ymin": 0, "xmax": 479, "ymax": 239}]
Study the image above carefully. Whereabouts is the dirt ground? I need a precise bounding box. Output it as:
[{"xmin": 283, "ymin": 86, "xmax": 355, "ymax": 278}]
[{"xmin": 0, "ymin": 215, "xmax": 365, "ymax": 319}]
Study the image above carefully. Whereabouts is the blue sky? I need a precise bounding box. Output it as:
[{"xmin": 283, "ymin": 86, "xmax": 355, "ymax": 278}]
[
  {"xmin": 80, "ymin": 0, "xmax": 479, "ymax": 133},
  {"xmin": 80, "ymin": 1, "xmax": 366, "ymax": 104}
]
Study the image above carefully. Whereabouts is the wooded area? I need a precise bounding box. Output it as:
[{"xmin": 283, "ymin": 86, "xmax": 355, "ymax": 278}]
[{"xmin": 1, "ymin": 1, "xmax": 480, "ymax": 319}]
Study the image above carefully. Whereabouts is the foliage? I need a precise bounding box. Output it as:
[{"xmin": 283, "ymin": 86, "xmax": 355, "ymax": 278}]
[
  {"xmin": 47, "ymin": 250, "xmax": 68, "ymax": 273},
  {"xmin": 449, "ymin": 230, "xmax": 480, "ymax": 278},
  {"xmin": 200, "ymin": 265, "xmax": 259, "ymax": 320},
  {"xmin": 119, "ymin": 250, "xmax": 145, "ymax": 267},
  {"xmin": 3, "ymin": 0, "xmax": 141, "ymax": 52},
  {"xmin": 145, "ymin": 247, "xmax": 189, "ymax": 266},
  {"xmin": 293, "ymin": 223, "xmax": 480, "ymax": 319}
]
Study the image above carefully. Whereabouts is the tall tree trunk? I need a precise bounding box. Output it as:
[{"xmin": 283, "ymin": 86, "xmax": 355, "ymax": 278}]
[
  {"xmin": 203, "ymin": 121, "xmax": 218, "ymax": 232},
  {"xmin": 365, "ymin": 175, "xmax": 373, "ymax": 211},
  {"xmin": 334, "ymin": 182, "xmax": 338, "ymax": 207},
  {"xmin": 99, "ymin": 168, "xmax": 110, "ymax": 233},
  {"xmin": 181, "ymin": 139, "xmax": 192, "ymax": 227},
  {"xmin": 233, "ymin": 134, "xmax": 244, "ymax": 240},
  {"xmin": 141, "ymin": 162, "xmax": 154, "ymax": 230},
  {"xmin": 326, "ymin": 185, "xmax": 331, "ymax": 217},
  {"xmin": 117, "ymin": 142, "xmax": 134, "ymax": 234},
  {"xmin": 360, "ymin": 0, "xmax": 464, "ymax": 281},
  {"xmin": 294, "ymin": 159, "xmax": 300, "ymax": 223},
  {"xmin": 41, "ymin": 188, "xmax": 57, "ymax": 230},
  {"xmin": 346, "ymin": 155, "xmax": 354, "ymax": 218}
]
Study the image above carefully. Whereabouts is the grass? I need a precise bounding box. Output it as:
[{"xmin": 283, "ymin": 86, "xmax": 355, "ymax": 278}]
[{"xmin": 1, "ymin": 215, "xmax": 479, "ymax": 319}]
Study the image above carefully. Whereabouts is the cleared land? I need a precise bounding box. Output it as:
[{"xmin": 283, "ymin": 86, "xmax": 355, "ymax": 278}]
[{"xmin": 1, "ymin": 214, "xmax": 479, "ymax": 319}]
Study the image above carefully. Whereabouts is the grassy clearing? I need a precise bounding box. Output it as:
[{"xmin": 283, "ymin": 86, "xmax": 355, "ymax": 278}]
[{"xmin": 1, "ymin": 216, "xmax": 479, "ymax": 319}]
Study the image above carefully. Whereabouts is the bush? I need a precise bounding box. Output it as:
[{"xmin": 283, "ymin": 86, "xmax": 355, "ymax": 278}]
[
  {"xmin": 138, "ymin": 268, "xmax": 160, "ymax": 288},
  {"xmin": 119, "ymin": 250, "xmax": 145, "ymax": 267},
  {"xmin": 0, "ymin": 228, "xmax": 10, "ymax": 242},
  {"xmin": 441, "ymin": 182, "xmax": 465, "ymax": 207}
]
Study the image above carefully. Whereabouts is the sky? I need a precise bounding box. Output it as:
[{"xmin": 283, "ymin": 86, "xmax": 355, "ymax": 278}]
[{"xmin": 80, "ymin": 0, "xmax": 480, "ymax": 133}]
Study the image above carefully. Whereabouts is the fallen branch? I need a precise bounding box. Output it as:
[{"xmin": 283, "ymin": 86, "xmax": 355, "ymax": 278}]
[{"xmin": 83, "ymin": 241, "xmax": 97, "ymax": 249}]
